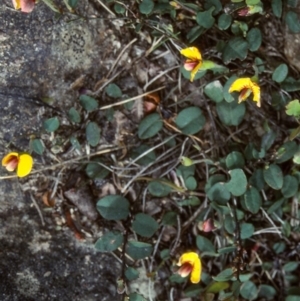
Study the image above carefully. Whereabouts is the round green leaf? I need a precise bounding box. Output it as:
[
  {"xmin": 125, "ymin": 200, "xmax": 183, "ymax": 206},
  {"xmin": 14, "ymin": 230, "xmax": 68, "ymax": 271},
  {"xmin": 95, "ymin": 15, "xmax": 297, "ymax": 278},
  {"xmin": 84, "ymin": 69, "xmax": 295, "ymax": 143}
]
[
  {"xmin": 272, "ymin": 64, "xmax": 288, "ymax": 83},
  {"xmin": 128, "ymin": 293, "xmax": 147, "ymax": 301},
  {"xmin": 196, "ymin": 7, "xmax": 215, "ymax": 29},
  {"xmin": 79, "ymin": 95, "xmax": 98, "ymax": 112},
  {"xmin": 263, "ymin": 164, "xmax": 283, "ymax": 190},
  {"xmin": 285, "ymin": 11, "xmax": 300, "ymax": 33},
  {"xmin": 207, "ymin": 182, "xmax": 231, "ymax": 205},
  {"xmin": 86, "ymin": 122, "xmax": 100, "ymax": 147},
  {"xmin": 240, "ymin": 281, "xmax": 258, "ymax": 300},
  {"xmin": 138, "ymin": 113, "xmax": 163, "ymax": 139},
  {"xmin": 125, "ymin": 267, "xmax": 139, "ymax": 281},
  {"xmin": 126, "ymin": 241, "xmax": 153, "ymax": 260},
  {"xmin": 286, "ymin": 100, "xmax": 300, "ymax": 117},
  {"xmin": 139, "ymin": 0, "xmax": 154, "ymax": 14},
  {"xmin": 224, "ymin": 75, "xmax": 238, "ymax": 102},
  {"xmin": 275, "ymin": 141, "xmax": 298, "ymax": 163},
  {"xmin": 130, "ymin": 144, "xmax": 156, "ymax": 165},
  {"xmin": 31, "ymin": 139, "xmax": 44, "ymax": 155},
  {"xmin": 162, "ymin": 211, "xmax": 177, "ymax": 226},
  {"xmin": 96, "ymin": 195, "xmax": 129, "ymax": 220},
  {"xmin": 175, "ymin": 106, "xmax": 206, "ymax": 135},
  {"xmin": 43, "ymin": 117, "xmax": 60, "ymax": 132},
  {"xmin": 204, "ymin": 0, "xmax": 222, "ymax": 15},
  {"xmin": 222, "ymin": 37, "xmax": 248, "ymax": 64},
  {"xmin": 196, "ymin": 235, "xmax": 216, "ymax": 253},
  {"xmin": 246, "ymin": 28, "xmax": 262, "ymax": 52},
  {"xmin": 224, "ymin": 215, "xmax": 235, "ymax": 234},
  {"xmin": 281, "ymin": 175, "xmax": 298, "ymax": 198},
  {"xmin": 267, "ymin": 198, "xmax": 285, "ymax": 214},
  {"xmin": 85, "ymin": 160, "xmax": 110, "ymax": 179},
  {"xmin": 212, "ymin": 268, "xmax": 234, "ymax": 282},
  {"xmin": 185, "ymin": 176, "xmax": 197, "ymax": 190},
  {"xmin": 206, "ymin": 281, "xmax": 230, "ymax": 293},
  {"xmin": 105, "ymin": 83, "xmax": 122, "ymax": 98},
  {"xmin": 258, "ymin": 284, "xmax": 277, "ymax": 300},
  {"xmin": 241, "ymin": 223, "xmax": 255, "ymax": 239},
  {"xmin": 225, "ymin": 169, "xmax": 247, "ymax": 196},
  {"xmin": 148, "ymin": 180, "xmax": 172, "ymax": 197},
  {"xmin": 226, "ymin": 151, "xmax": 245, "ymax": 169},
  {"xmin": 218, "ymin": 13, "xmax": 232, "ymax": 30},
  {"xmin": 283, "ymin": 262, "xmax": 299, "ymax": 272},
  {"xmin": 216, "ymin": 100, "xmax": 246, "ymax": 126},
  {"xmin": 132, "ymin": 213, "xmax": 159, "ymax": 238},
  {"xmin": 249, "ymin": 169, "xmax": 264, "ymax": 191},
  {"xmin": 68, "ymin": 107, "xmax": 81, "ymax": 123},
  {"xmin": 261, "ymin": 129, "xmax": 277, "ymax": 151},
  {"xmin": 114, "ymin": 3, "xmax": 126, "ymax": 14},
  {"xmin": 204, "ymin": 80, "xmax": 224, "ymax": 103},
  {"xmin": 70, "ymin": 136, "xmax": 81, "ymax": 150},
  {"xmin": 244, "ymin": 187, "xmax": 262, "ymax": 214},
  {"xmin": 95, "ymin": 231, "xmax": 123, "ymax": 252}
]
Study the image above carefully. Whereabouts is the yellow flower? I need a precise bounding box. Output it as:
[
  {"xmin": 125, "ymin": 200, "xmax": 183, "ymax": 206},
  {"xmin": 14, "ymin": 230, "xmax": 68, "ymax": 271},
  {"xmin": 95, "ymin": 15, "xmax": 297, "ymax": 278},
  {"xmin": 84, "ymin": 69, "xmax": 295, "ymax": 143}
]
[
  {"xmin": 180, "ymin": 47, "xmax": 202, "ymax": 82},
  {"xmin": 12, "ymin": 0, "xmax": 36, "ymax": 13},
  {"xmin": 2, "ymin": 152, "xmax": 33, "ymax": 177},
  {"xmin": 177, "ymin": 252, "xmax": 202, "ymax": 284},
  {"xmin": 229, "ymin": 77, "xmax": 261, "ymax": 107}
]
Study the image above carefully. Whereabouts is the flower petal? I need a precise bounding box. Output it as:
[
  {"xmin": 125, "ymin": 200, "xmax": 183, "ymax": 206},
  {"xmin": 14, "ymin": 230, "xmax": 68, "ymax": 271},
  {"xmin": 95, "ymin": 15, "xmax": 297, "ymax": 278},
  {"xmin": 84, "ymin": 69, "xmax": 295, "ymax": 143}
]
[
  {"xmin": 190, "ymin": 255, "xmax": 202, "ymax": 284},
  {"xmin": 17, "ymin": 154, "xmax": 33, "ymax": 177},
  {"xmin": 177, "ymin": 252, "xmax": 199, "ymax": 266},
  {"xmin": 2, "ymin": 152, "xmax": 19, "ymax": 167},
  {"xmin": 229, "ymin": 78, "xmax": 252, "ymax": 93},
  {"xmin": 190, "ymin": 61, "xmax": 202, "ymax": 82},
  {"xmin": 20, "ymin": 0, "xmax": 35, "ymax": 13},
  {"xmin": 180, "ymin": 47, "xmax": 202, "ymax": 61},
  {"xmin": 251, "ymin": 82, "xmax": 261, "ymax": 107},
  {"xmin": 238, "ymin": 88, "xmax": 252, "ymax": 103},
  {"xmin": 12, "ymin": 0, "xmax": 21, "ymax": 9},
  {"xmin": 177, "ymin": 263, "xmax": 193, "ymax": 278}
]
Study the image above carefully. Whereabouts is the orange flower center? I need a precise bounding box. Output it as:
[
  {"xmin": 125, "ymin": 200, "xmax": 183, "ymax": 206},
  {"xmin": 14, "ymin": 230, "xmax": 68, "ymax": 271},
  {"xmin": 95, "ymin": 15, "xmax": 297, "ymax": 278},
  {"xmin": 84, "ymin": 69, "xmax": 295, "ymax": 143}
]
[
  {"xmin": 5, "ymin": 156, "xmax": 19, "ymax": 171},
  {"xmin": 178, "ymin": 262, "xmax": 193, "ymax": 278},
  {"xmin": 184, "ymin": 59, "xmax": 199, "ymax": 71}
]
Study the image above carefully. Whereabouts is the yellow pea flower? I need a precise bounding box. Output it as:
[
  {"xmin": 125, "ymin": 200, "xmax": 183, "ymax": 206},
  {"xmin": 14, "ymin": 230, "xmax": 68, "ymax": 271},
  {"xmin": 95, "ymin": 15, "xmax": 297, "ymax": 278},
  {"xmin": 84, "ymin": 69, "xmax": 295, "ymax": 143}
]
[
  {"xmin": 12, "ymin": 0, "xmax": 36, "ymax": 13},
  {"xmin": 177, "ymin": 252, "xmax": 202, "ymax": 284},
  {"xmin": 2, "ymin": 152, "xmax": 33, "ymax": 177},
  {"xmin": 229, "ymin": 77, "xmax": 261, "ymax": 107},
  {"xmin": 180, "ymin": 47, "xmax": 203, "ymax": 82}
]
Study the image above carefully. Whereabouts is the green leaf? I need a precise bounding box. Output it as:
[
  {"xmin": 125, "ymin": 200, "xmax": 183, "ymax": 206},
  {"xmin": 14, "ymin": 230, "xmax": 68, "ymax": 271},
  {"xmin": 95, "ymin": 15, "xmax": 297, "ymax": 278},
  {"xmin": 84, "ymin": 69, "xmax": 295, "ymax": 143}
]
[
  {"xmin": 181, "ymin": 66, "xmax": 206, "ymax": 81},
  {"xmin": 175, "ymin": 107, "xmax": 206, "ymax": 135},
  {"xmin": 226, "ymin": 151, "xmax": 245, "ymax": 169},
  {"xmin": 206, "ymin": 281, "xmax": 230, "ymax": 293},
  {"xmin": 240, "ymin": 281, "xmax": 258, "ymax": 300},
  {"xmin": 261, "ymin": 129, "xmax": 277, "ymax": 151},
  {"xmin": 258, "ymin": 285, "xmax": 277, "ymax": 300},
  {"xmin": 275, "ymin": 141, "xmax": 298, "ymax": 163},
  {"xmin": 126, "ymin": 241, "xmax": 153, "ymax": 260},
  {"xmin": 130, "ymin": 145, "xmax": 156, "ymax": 165},
  {"xmin": 212, "ymin": 268, "xmax": 234, "ymax": 282},
  {"xmin": 162, "ymin": 211, "xmax": 177, "ymax": 226},
  {"xmin": 204, "ymin": 0, "xmax": 222, "ymax": 15},
  {"xmin": 86, "ymin": 122, "xmax": 100, "ymax": 147},
  {"xmin": 207, "ymin": 182, "xmax": 231, "ymax": 205},
  {"xmin": 224, "ymin": 75, "xmax": 238, "ymax": 102},
  {"xmin": 70, "ymin": 136, "xmax": 81, "ymax": 150},
  {"xmin": 68, "ymin": 0, "xmax": 78, "ymax": 8},
  {"xmin": 138, "ymin": 113, "xmax": 163, "ymax": 139},
  {"xmin": 281, "ymin": 77, "xmax": 300, "ymax": 92},
  {"xmin": 246, "ymin": 0, "xmax": 260, "ymax": 4},
  {"xmin": 218, "ymin": 13, "xmax": 232, "ymax": 30},
  {"xmin": 128, "ymin": 293, "xmax": 147, "ymax": 301},
  {"xmin": 114, "ymin": 3, "xmax": 126, "ymax": 14},
  {"xmin": 204, "ymin": 80, "xmax": 224, "ymax": 103},
  {"xmin": 267, "ymin": 198, "xmax": 285, "ymax": 214},
  {"xmin": 263, "ymin": 164, "xmax": 283, "ymax": 190},
  {"xmin": 244, "ymin": 187, "xmax": 262, "ymax": 214},
  {"xmin": 255, "ymin": 57, "xmax": 265, "ymax": 73},
  {"xmin": 31, "ymin": 139, "xmax": 44, "ymax": 155},
  {"xmin": 281, "ymin": 175, "xmax": 298, "ymax": 198},
  {"xmin": 85, "ymin": 160, "xmax": 110, "ymax": 179},
  {"xmin": 41, "ymin": 0, "xmax": 60, "ymax": 13},
  {"xmin": 105, "ymin": 83, "xmax": 122, "ymax": 98},
  {"xmin": 148, "ymin": 180, "xmax": 172, "ymax": 197},
  {"xmin": 125, "ymin": 267, "xmax": 139, "ymax": 281},
  {"xmin": 271, "ymin": 0, "xmax": 282, "ymax": 17},
  {"xmin": 224, "ymin": 215, "xmax": 235, "ymax": 234},
  {"xmin": 43, "ymin": 117, "xmax": 60, "ymax": 132},
  {"xmin": 79, "ymin": 95, "xmax": 98, "ymax": 112},
  {"xmin": 222, "ymin": 37, "xmax": 248, "ymax": 64},
  {"xmin": 139, "ymin": 0, "xmax": 154, "ymax": 14},
  {"xmin": 196, "ymin": 7, "xmax": 215, "ymax": 29},
  {"xmin": 249, "ymin": 169, "xmax": 264, "ymax": 191},
  {"xmin": 196, "ymin": 235, "xmax": 216, "ymax": 253},
  {"xmin": 272, "ymin": 64, "xmax": 288, "ymax": 83},
  {"xmin": 285, "ymin": 11, "xmax": 300, "ymax": 33},
  {"xmin": 225, "ymin": 169, "xmax": 247, "ymax": 196},
  {"xmin": 241, "ymin": 223, "xmax": 254, "ymax": 239},
  {"xmin": 97, "ymin": 195, "xmax": 129, "ymax": 220},
  {"xmin": 95, "ymin": 231, "xmax": 123, "ymax": 252},
  {"xmin": 216, "ymin": 100, "xmax": 246, "ymax": 126},
  {"xmin": 286, "ymin": 99, "xmax": 300, "ymax": 117},
  {"xmin": 283, "ymin": 262, "xmax": 299, "ymax": 273},
  {"xmin": 132, "ymin": 213, "xmax": 159, "ymax": 238},
  {"xmin": 187, "ymin": 25, "xmax": 206, "ymax": 43},
  {"xmin": 247, "ymin": 28, "xmax": 262, "ymax": 52},
  {"xmin": 185, "ymin": 177, "xmax": 197, "ymax": 191},
  {"xmin": 68, "ymin": 107, "xmax": 81, "ymax": 123}
]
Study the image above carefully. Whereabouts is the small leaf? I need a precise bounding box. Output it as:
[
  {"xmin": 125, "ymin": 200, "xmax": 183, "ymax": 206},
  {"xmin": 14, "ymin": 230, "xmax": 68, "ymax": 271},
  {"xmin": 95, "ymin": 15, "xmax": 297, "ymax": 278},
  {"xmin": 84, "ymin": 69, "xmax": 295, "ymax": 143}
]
[
  {"xmin": 139, "ymin": 0, "xmax": 154, "ymax": 14},
  {"xmin": 263, "ymin": 164, "xmax": 283, "ymax": 190},
  {"xmin": 272, "ymin": 64, "xmax": 288, "ymax": 83},
  {"xmin": 162, "ymin": 211, "xmax": 177, "ymax": 226},
  {"xmin": 204, "ymin": 80, "xmax": 224, "ymax": 103},
  {"xmin": 218, "ymin": 13, "xmax": 232, "ymax": 30},
  {"xmin": 283, "ymin": 262, "xmax": 299, "ymax": 272},
  {"xmin": 128, "ymin": 293, "xmax": 147, "ymax": 301},
  {"xmin": 85, "ymin": 160, "xmax": 110, "ymax": 179},
  {"xmin": 247, "ymin": 28, "xmax": 262, "ymax": 52},
  {"xmin": 68, "ymin": 0, "xmax": 78, "ymax": 8},
  {"xmin": 95, "ymin": 231, "xmax": 123, "ymax": 252},
  {"xmin": 258, "ymin": 284, "xmax": 277, "ymax": 300},
  {"xmin": 105, "ymin": 83, "xmax": 122, "ymax": 98},
  {"xmin": 216, "ymin": 100, "xmax": 246, "ymax": 126},
  {"xmin": 212, "ymin": 268, "xmax": 234, "ymax": 282},
  {"xmin": 132, "ymin": 213, "xmax": 159, "ymax": 238},
  {"xmin": 225, "ymin": 169, "xmax": 247, "ymax": 196},
  {"xmin": 96, "ymin": 195, "xmax": 129, "ymax": 220},
  {"xmin": 68, "ymin": 107, "xmax": 81, "ymax": 123},
  {"xmin": 130, "ymin": 145, "xmax": 156, "ymax": 165},
  {"xmin": 244, "ymin": 187, "xmax": 262, "ymax": 214},
  {"xmin": 241, "ymin": 223, "xmax": 255, "ymax": 239},
  {"xmin": 267, "ymin": 198, "xmax": 285, "ymax": 214},
  {"xmin": 196, "ymin": 7, "xmax": 215, "ymax": 29},
  {"xmin": 86, "ymin": 122, "xmax": 101, "ymax": 147},
  {"xmin": 148, "ymin": 180, "xmax": 172, "ymax": 197},
  {"xmin": 196, "ymin": 235, "xmax": 216, "ymax": 253},
  {"xmin": 281, "ymin": 175, "xmax": 298, "ymax": 198},
  {"xmin": 224, "ymin": 75, "xmax": 238, "ymax": 102},
  {"xmin": 249, "ymin": 169, "xmax": 265, "ymax": 191},
  {"xmin": 275, "ymin": 141, "xmax": 298, "ymax": 163},
  {"xmin": 240, "ymin": 281, "xmax": 258, "ymax": 300},
  {"xmin": 285, "ymin": 11, "xmax": 300, "ymax": 33},
  {"xmin": 125, "ymin": 267, "xmax": 139, "ymax": 281},
  {"xmin": 222, "ymin": 37, "xmax": 248, "ymax": 64},
  {"xmin": 43, "ymin": 117, "xmax": 60, "ymax": 132},
  {"xmin": 286, "ymin": 99, "xmax": 300, "ymax": 117},
  {"xmin": 206, "ymin": 282, "xmax": 230, "ymax": 293},
  {"xmin": 261, "ymin": 129, "xmax": 277, "ymax": 151},
  {"xmin": 204, "ymin": 0, "xmax": 222, "ymax": 15},
  {"xmin": 226, "ymin": 151, "xmax": 245, "ymax": 169},
  {"xmin": 207, "ymin": 182, "xmax": 231, "ymax": 205},
  {"xmin": 79, "ymin": 95, "xmax": 98, "ymax": 112},
  {"xmin": 175, "ymin": 107, "xmax": 206, "ymax": 135},
  {"xmin": 31, "ymin": 139, "xmax": 44, "ymax": 155},
  {"xmin": 126, "ymin": 241, "xmax": 153, "ymax": 260},
  {"xmin": 41, "ymin": 0, "xmax": 60, "ymax": 13},
  {"xmin": 138, "ymin": 113, "xmax": 163, "ymax": 139},
  {"xmin": 271, "ymin": 0, "xmax": 282, "ymax": 17}
]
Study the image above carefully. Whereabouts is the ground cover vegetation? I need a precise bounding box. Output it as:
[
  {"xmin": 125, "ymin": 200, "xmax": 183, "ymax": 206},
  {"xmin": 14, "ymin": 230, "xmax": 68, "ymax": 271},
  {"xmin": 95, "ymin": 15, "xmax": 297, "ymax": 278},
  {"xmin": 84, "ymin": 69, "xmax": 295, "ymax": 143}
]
[{"xmin": 2, "ymin": 0, "xmax": 300, "ymax": 300}]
